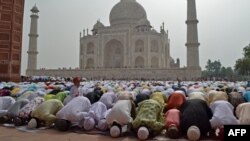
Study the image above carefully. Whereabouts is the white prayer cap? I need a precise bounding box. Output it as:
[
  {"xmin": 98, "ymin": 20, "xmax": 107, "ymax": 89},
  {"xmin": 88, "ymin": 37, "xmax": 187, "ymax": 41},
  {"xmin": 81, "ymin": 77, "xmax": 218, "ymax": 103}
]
[
  {"xmin": 0, "ymin": 83, "xmax": 4, "ymax": 89},
  {"xmin": 190, "ymin": 91, "xmax": 205, "ymax": 95},
  {"xmin": 83, "ymin": 117, "xmax": 95, "ymax": 131},
  {"xmin": 202, "ymin": 82, "xmax": 208, "ymax": 87},
  {"xmin": 28, "ymin": 118, "xmax": 37, "ymax": 129},
  {"xmin": 155, "ymin": 86, "xmax": 164, "ymax": 92},
  {"xmin": 187, "ymin": 126, "xmax": 200, "ymax": 141},
  {"xmin": 130, "ymin": 91, "xmax": 137, "ymax": 100},
  {"xmin": 35, "ymin": 90, "xmax": 46, "ymax": 96},
  {"xmin": 126, "ymin": 87, "xmax": 132, "ymax": 91},
  {"xmin": 86, "ymin": 88, "xmax": 94, "ymax": 94},
  {"xmin": 110, "ymin": 125, "xmax": 120, "ymax": 138},
  {"xmin": 246, "ymin": 87, "xmax": 250, "ymax": 91},
  {"xmin": 58, "ymin": 84, "xmax": 65, "ymax": 90},
  {"xmin": 151, "ymin": 87, "xmax": 157, "ymax": 93},
  {"xmin": 238, "ymin": 86, "xmax": 246, "ymax": 94},
  {"xmin": 65, "ymin": 82, "xmax": 72, "ymax": 87},
  {"xmin": 137, "ymin": 126, "xmax": 149, "ymax": 140},
  {"xmin": 107, "ymin": 86, "xmax": 114, "ymax": 92},
  {"xmin": 165, "ymin": 83, "xmax": 171, "ymax": 89},
  {"xmin": 163, "ymin": 88, "xmax": 174, "ymax": 97},
  {"xmin": 97, "ymin": 119, "xmax": 108, "ymax": 131},
  {"xmin": 141, "ymin": 89, "xmax": 151, "ymax": 96}
]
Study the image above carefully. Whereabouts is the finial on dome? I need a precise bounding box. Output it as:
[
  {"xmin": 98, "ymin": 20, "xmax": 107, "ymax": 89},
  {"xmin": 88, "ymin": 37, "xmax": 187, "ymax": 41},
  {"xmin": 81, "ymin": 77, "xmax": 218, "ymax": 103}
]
[
  {"xmin": 31, "ymin": 4, "xmax": 39, "ymax": 13},
  {"xmin": 93, "ymin": 20, "xmax": 104, "ymax": 30}
]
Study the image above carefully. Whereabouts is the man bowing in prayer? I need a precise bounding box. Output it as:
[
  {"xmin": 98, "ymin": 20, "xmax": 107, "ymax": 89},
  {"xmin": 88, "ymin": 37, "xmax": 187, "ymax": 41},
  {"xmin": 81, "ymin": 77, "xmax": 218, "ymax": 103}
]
[
  {"xmin": 55, "ymin": 96, "xmax": 91, "ymax": 131},
  {"xmin": 27, "ymin": 99, "xmax": 63, "ymax": 129}
]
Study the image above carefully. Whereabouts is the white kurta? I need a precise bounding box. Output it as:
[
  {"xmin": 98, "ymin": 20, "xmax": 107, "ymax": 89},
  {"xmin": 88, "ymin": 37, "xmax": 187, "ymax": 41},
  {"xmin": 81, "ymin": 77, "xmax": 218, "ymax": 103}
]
[
  {"xmin": 210, "ymin": 100, "xmax": 239, "ymax": 128},
  {"xmin": 0, "ymin": 96, "xmax": 15, "ymax": 116},
  {"xmin": 88, "ymin": 101, "xmax": 107, "ymax": 122},
  {"xmin": 99, "ymin": 92, "xmax": 117, "ymax": 109},
  {"xmin": 56, "ymin": 96, "xmax": 91, "ymax": 123},
  {"xmin": 236, "ymin": 102, "xmax": 250, "ymax": 124},
  {"xmin": 106, "ymin": 100, "xmax": 132, "ymax": 127},
  {"xmin": 7, "ymin": 99, "xmax": 29, "ymax": 116},
  {"xmin": 0, "ymin": 96, "xmax": 15, "ymax": 110},
  {"xmin": 70, "ymin": 86, "xmax": 80, "ymax": 97}
]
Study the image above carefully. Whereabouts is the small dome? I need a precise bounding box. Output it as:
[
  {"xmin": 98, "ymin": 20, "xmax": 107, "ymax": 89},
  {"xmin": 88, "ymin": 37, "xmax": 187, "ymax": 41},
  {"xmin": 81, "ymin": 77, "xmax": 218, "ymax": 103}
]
[
  {"xmin": 170, "ymin": 57, "xmax": 175, "ymax": 63},
  {"xmin": 152, "ymin": 29, "xmax": 157, "ymax": 33},
  {"xmin": 136, "ymin": 18, "xmax": 151, "ymax": 27},
  {"xmin": 93, "ymin": 20, "xmax": 104, "ymax": 30},
  {"xmin": 31, "ymin": 5, "xmax": 39, "ymax": 13},
  {"xmin": 109, "ymin": 0, "xmax": 147, "ymax": 26}
]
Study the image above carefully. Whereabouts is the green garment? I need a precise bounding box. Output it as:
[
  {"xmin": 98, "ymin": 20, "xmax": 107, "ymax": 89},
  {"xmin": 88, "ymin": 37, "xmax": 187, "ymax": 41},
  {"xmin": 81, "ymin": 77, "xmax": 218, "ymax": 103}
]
[
  {"xmin": 31, "ymin": 99, "xmax": 63, "ymax": 127},
  {"xmin": 43, "ymin": 92, "xmax": 67, "ymax": 102},
  {"xmin": 150, "ymin": 92, "xmax": 167, "ymax": 105},
  {"xmin": 43, "ymin": 94, "xmax": 56, "ymax": 101},
  {"xmin": 132, "ymin": 99, "xmax": 164, "ymax": 134},
  {"xmin": 55, "ymin": 92, "xmax": 67, "ymax": 102}
]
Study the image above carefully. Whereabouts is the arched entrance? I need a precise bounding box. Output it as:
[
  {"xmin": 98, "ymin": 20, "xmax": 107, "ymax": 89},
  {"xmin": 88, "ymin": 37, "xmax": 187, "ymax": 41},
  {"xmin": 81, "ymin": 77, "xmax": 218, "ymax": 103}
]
[
  {"xmin": 135, "ymin": 56, "xmax": 144, "ymax": 68},
  {"xmin": 151, "ymin": 57, "xmax": 159, "ymax": 68},
  {"xmin": 104, "ymin": 39, "xmax": 124, "ymax": 68},
  {"xmin": 86, "ymin": 58, "xmax": 94, "ymax": 69}
]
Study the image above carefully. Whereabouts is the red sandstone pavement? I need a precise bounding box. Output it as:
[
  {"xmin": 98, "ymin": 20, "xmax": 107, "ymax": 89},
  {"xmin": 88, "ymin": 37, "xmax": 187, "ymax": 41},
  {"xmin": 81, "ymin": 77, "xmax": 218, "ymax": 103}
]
[{"xmin": 0, "ymin": 126, "xmax": 218, "ymax": 141}]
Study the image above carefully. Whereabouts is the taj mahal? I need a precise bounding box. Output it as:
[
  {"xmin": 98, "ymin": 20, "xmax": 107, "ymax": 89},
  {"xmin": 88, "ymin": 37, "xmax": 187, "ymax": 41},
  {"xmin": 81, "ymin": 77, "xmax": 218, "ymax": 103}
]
[{"xmin": 26, "ymin": 0, "xmax": 201, "ymax": 80}]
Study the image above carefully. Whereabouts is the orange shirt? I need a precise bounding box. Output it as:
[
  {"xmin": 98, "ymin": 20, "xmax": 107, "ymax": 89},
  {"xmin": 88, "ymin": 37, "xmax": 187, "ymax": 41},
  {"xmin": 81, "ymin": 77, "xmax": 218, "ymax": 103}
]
[{"xmin": 166, "ymin": 93, "xmax": 186, "ymax": 110}]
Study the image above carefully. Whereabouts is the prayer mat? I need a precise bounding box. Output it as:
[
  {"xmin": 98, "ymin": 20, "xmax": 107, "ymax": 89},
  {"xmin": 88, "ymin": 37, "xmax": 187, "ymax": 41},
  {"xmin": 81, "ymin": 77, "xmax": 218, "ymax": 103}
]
[
  {"xmin": 153, "ymin": 135, "xmax": 219, "ymax": 141},
  {"xmin": 70, "ymin": 126, "xmax": 109, "ymax": 136},
  {"xmin": 3, "ymin": 123, "xmax": 15, "ymax": 128},
  {"xmin": 16, "ymin": 126, "xmax": 49, "ymax": 133}
]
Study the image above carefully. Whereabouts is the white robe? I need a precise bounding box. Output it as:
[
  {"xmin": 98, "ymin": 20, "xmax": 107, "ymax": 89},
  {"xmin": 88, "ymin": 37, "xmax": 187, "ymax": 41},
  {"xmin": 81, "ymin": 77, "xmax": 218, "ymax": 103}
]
[
  {"xmin": 236, "ymin": 102, "xmax": 250, "ymax": 124},
  {"xmin": 56, "ymin": 96, "xmax": 91, "ymax": 124},
  {"xmin": 210, "ymin": 100, "xmax": 239, "ymax": 128},
  {"xmin": 70, "ymin": 86, "xmax": 79, "ymax": 97},
  {"xmin": 99, "ymin": 92, "xmax": 117, "ymax": 109},
  {"xmin": 88, "ymin": 101, "xmax": 107, "ymax": 123},
  {"xmin": 0, "ymin": 96, "xmax": 15, "ymax": 116},
  {"xmin": 106, "ymin": 100, "xmax": 132, "ymax": 127}
]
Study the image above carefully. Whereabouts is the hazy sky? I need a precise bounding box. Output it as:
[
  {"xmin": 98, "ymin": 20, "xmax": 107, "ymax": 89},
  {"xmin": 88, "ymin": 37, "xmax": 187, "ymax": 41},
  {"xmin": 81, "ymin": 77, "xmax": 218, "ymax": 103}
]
[{"xmin": 21, "ymin": 0, "xmax": 250, "ymax": 75}]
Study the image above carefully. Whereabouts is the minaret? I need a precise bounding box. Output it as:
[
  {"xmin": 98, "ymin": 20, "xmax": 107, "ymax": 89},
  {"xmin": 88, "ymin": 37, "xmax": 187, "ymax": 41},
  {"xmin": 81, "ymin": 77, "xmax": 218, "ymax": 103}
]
[
  {"xmin": 186, "ymin": 0, "xmax": 200, "ymax": 69},
  {"xmin": 27, "ymin": 5, "xmax": 39, "ymax": 71}
]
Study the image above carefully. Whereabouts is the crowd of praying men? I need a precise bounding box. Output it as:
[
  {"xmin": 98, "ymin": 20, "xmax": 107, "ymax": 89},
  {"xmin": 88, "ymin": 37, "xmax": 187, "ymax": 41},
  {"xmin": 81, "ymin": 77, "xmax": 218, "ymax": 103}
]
[{"xmin": 1, "ymin": 78, "xmax": 250, "ymax": 141}]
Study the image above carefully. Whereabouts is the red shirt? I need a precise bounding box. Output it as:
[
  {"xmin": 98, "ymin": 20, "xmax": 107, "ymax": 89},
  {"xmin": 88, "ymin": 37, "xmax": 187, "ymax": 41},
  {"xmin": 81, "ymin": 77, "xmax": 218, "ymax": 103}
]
[{"xmin": 165, "ymin": 109, "xmax": 181, "ymax": 129}]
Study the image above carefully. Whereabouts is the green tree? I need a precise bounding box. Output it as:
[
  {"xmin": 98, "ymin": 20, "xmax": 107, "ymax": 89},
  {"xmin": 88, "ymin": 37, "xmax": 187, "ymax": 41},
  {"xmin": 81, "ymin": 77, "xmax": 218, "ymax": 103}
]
[
  {"xmin": 243, "ymin": 44, "xmax": 250, "ymax": 58},
  {"xmin": 203, "ymin": 60, "xmax": 235, "ymax": 80},
  {"xmin": 220, "ymin": 66, "xmax": 234, "ymax": 78},
  {"xmin": 235, "ymin": 58, "xmax": 250, "ymax": 75},
  {"xmin": 205, "ymin": 59, "xmax": 222, "ymax": 77},
  {"xmin": 235, "ymin": 44, "xmax": 250, "ymax": 76}
]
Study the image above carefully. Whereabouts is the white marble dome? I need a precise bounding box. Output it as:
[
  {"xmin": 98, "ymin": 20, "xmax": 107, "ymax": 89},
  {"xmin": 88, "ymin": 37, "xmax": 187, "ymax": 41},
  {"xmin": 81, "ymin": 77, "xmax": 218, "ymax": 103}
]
[
  {"xmin": 93, "ymin": 20, "xmax": 104, "ymax": 30},
  {"xmin": 109, "ymin": 0, "xmax": 147, "ymax": 26}
]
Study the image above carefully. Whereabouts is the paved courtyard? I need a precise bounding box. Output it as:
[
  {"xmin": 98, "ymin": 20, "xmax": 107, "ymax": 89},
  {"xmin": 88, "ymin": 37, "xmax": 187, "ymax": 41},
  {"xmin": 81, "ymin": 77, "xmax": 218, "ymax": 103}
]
[{"xmin": 0, "ymin": 126, "xmax": 218, "ymax": 141}]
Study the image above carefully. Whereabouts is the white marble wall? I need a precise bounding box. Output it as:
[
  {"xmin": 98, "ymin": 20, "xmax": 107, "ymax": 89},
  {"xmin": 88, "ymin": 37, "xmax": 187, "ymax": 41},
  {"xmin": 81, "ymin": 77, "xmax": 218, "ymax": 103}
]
[{"xmin": 26, "ymin": 68, "xmax": 201, "ymax": 80}]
